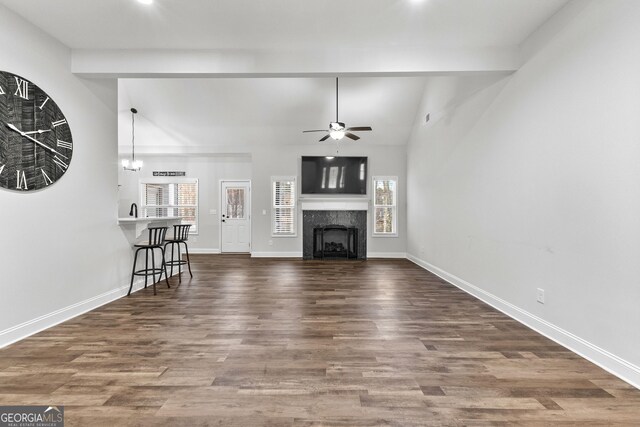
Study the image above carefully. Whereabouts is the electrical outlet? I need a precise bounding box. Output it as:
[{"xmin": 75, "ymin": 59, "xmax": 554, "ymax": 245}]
[
  {"xmin": 209, "ymin": 209, "xmax": 217, "ymax": 215},
  {"xmin": 262, "ymin": 209, "xmax": 267, "ymax": 215},
  {"xmin": 537, "ymin": 288, "xmax": 545, "ymax": 304},
  {"xmin": 268, "ymin": 240, "xmax": 273, "ymax": 246}
]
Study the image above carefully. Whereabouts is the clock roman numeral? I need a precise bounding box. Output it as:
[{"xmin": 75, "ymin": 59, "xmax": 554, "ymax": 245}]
[
  {"xmin": 57, "ymin": 140, "xmax": 72, "ymax": 150},
  {"xmin": 16, "ymin": 170, "xmax": 27, "ymax": 190},
  {"xmin": 39, "ymin": 96, "xmax": 50, "ymax": 110},
  {"xmin": 41, "ymin": 168, "xmax": 53, "ymax": 186},
  {"xmin": 53, "ymin": 155, "xmax": 68, "ymax": 171},
  {"xmin": 52, "ymin": 119, "xmax": 67, "ymax": 128},
  {"xmin": 14, "ymin": 77, "xmax": 29, "ymax": 100}
]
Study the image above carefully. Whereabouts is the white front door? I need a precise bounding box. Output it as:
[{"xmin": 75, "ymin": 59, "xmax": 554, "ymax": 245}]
[{"xmin": 221, "ymin": 181, "xmax": 251, "ymax": 253}]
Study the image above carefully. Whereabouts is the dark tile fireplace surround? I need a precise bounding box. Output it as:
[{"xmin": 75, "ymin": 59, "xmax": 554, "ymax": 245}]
[{"xmin": 302, "ymin": 210, "xmax": 367, "ymax": 260}]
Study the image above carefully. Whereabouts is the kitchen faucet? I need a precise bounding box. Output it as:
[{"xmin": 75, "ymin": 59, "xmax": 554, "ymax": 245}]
[{"xmin": 129, "ymin": 203, "xmax": 138, "ymax": 218}]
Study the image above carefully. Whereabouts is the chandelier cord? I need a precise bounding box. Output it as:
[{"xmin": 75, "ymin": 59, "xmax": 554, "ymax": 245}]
[{"xmin": 131, "ymin": 109, "xmax": 136, "ymax": 162}]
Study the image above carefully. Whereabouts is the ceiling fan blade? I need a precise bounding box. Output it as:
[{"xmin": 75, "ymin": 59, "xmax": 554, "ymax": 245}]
[
  {"xmin": 319, "ymin": 134, "xmax": 331, "ymax": 142},
  {"xmin": 346, "ymin": 126, "xmax": 372, "ymax": 132},
  {"xmin": 303, "ymin": 130, "xmax": 328, "ymax": 133},
  {"xmin": 345, "ymin": 132, "xmax": 360, "ymax": 141}
]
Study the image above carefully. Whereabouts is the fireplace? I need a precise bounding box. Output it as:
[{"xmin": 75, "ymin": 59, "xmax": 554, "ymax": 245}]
[
  {"xmin": 313, "ymin": 225, "xmax": 358, "ymax": 259},
  {"xmin": 302, "ymin": 209, "xmax": 367, "ymax": 260}
]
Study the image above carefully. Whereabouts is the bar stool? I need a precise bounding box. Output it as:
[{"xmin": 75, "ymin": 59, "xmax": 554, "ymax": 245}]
[
  {"xmin": 128, "ymin": 226, "xmax": 170, "ymax": 296},
  {"xmin": 164, "ymin": 224, "xmax": 193, "ymax": 282}
]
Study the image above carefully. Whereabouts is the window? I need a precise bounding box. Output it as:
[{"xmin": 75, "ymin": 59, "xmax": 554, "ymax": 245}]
[
  {"xmin": 272, "ymin": 177, "xmax": 296, "ymax": 236},
  {"xmin": 140, "ymin": 178, "xmax": 198, "ymax": 234},
  {"xmin": 372, "ymin": 176, "xmax": 397, "ymax": 236}
]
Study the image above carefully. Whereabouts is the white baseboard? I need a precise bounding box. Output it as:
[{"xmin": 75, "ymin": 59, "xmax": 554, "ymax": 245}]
[
  {"xmin": 0, "ymin": 272, "xmax": 178, "ymax": 349},
  {"xmin": 0, "ymin": 280, "xmax": 139, "ymax": 348},
  {"xmin": 251, "ymin": 251, "xmax": 303, "ymax": 258},
  {"xmin": 187, "ymin": 248, "xmax": 221, "ymax": 254},
  {"xmin": 368, "ymin": 252, "xmax": 407, "ymax": 259},
  {"xmin": 406, "ymin": 253, "xmax": 640, "ymax": 390}
]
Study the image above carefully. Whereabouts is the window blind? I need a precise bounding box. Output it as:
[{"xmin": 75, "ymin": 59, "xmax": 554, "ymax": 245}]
[
  {"xmin": 272, "ymin": 178, "xmax": 296, "ymax": 235},
  {"xmin": 373, "ymin": 177, "xmax": 397, "ymax": 235},
  {"xmin": 141, "ymin": 180, "xmax": 198, "ymax": 233}
]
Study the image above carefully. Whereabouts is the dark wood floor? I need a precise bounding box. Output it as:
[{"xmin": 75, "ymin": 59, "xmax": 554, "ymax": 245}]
[{"xmin": 0, "ymin": 255, "xmax": 638, "ymax": 426}]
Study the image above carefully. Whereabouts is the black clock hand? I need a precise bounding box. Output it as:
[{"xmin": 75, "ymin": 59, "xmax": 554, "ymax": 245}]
[
  {"xmin": 6, "ymin": 123, "xmax": 68, "ymax": 159},
  {"xmin": 23, "ymin": 129, "xmax": 52, "ymax": 135}
]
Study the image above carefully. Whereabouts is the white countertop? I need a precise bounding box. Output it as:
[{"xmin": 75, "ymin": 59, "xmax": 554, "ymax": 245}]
[
  {"xmin": 117, "ymin": 217, "xmax": 183, "ymax": 224},
  {"xmin": 117, "ymin": 217, "xmax": 184, "ymax": 240}
]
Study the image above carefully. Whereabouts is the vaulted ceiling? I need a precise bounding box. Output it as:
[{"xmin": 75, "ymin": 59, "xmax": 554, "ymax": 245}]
[
  {"xmin": 1, "ymin": 0, "xmax": 569, "ymax": 151},
  {"xmin": 1, "ymin": 0, "xmax": 567, "ymax": 50}
]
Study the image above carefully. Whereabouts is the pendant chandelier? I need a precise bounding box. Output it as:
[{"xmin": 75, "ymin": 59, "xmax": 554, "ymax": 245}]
[{"xmin": 122, "ymin": 107, "xmax": 143, "ymax": 171}]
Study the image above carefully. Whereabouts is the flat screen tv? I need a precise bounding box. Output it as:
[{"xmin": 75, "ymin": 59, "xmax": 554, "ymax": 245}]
[{"xmin": 301, "ymin": 156, "xmax": 367, "ymax": 195}]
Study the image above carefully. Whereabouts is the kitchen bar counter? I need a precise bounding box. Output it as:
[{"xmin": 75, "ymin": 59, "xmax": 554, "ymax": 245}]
[{"xmin": 118, "ymin": 217, "xmax": 183, "ymax": 240}]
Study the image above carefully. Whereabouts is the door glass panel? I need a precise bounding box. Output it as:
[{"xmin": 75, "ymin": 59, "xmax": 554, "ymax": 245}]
[{"xmin": 226, "ymin": 188, "xmax": 245, "ymax": 219}]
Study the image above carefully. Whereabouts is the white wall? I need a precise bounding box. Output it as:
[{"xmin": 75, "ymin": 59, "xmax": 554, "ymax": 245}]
[
  {"xmin": 118, "ymin": 155, "xmax": 252, "ymax": 252},
  {"xmin": 407, "ymin": 0, "xmax": 640, "ymax": 386},
  {"xmin": 0, "ymin": 6, "xmax": 132, "ymax": 345}
]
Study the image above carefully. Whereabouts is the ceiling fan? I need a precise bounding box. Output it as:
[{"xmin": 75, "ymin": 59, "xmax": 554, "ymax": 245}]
[{"xmin": 303, "ymin": 77, "xmax": 372, "ymax": 142}]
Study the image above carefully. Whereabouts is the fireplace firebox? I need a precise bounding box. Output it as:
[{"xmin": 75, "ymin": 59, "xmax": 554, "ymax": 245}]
[
  {"xmin": 302, "ymin": 210, "xmax": 366, "ymax": 260},
  {"xmin": 313, "ymin": 225, "xmax": 358, "ymax": 259}
]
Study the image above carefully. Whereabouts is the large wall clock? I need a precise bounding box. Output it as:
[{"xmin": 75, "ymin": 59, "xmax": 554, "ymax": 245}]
[{"xmin": 0, "ymin": 71, "xmax": 73, "ymax": 192}]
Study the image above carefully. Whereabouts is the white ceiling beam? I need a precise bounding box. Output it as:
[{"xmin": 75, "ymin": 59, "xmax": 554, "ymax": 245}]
[{"xmin": 72, "ymin": 47, "xmax": 519, "ymax": 78}]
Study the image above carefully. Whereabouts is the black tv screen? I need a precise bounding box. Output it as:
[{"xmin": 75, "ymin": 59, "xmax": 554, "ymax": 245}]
[{"xmin": 301, "ymin": 156, "xmax": 368, "ymax": 195}]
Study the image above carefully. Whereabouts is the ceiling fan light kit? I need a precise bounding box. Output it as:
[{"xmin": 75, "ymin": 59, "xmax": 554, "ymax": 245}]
[
  {"xmin": 329, "ymin": 122, "xmax": 346, "ymax": 140},
  {"xmin": 303, "ymin": 77, "xmax": 372, "ymax": 142}
]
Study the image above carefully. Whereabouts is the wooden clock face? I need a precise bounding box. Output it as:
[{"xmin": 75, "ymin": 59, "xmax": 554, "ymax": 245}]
[{"xmin": 0, "ymin": 71, "xmax": 73, "ymax": 192}]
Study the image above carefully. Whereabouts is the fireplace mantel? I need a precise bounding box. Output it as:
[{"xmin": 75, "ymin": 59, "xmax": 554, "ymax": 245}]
[{"xmin": 300, "ymin": 197, "xmax": 369, "ymax": 211}]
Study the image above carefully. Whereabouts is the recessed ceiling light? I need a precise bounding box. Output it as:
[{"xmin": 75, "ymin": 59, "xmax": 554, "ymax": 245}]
[{"xmin": 137, "ymin": 0, "xmax": 153, "ymax": 5}]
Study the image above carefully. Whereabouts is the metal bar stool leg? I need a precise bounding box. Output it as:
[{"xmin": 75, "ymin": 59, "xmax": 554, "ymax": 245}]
[
  {"xmin": 177, "ymin": 241, "xmax": 183, "ymax": 282},
  {"xmin": 164, "ymin": 241, "xmax": 179, "ymax": 283},
  {"xmin": 170, "ymin": 242, "xmax": 175, "ymax": 279},
  {"xmin": 128, "ymin": 248, "xmax": 141, "ymax": 296},
  {"xmin": 150, "ymin": 247, "xmax": 157, "ymax": 295},
  {"xmin": 183, "ymin": 241, "xmax": 193, "ymax": 278},
  {"xmin": 144, "ymin": 248, "xmax": 149, "ymax": 288},
  {"xmin": 160, "ymin": 246, "xmax": 171, "ymax": 288}
]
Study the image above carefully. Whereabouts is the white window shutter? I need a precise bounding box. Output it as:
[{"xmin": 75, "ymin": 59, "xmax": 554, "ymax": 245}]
[{"xmin": 272, "ymin": 178, "xmax": 296, "ymax": 236}]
